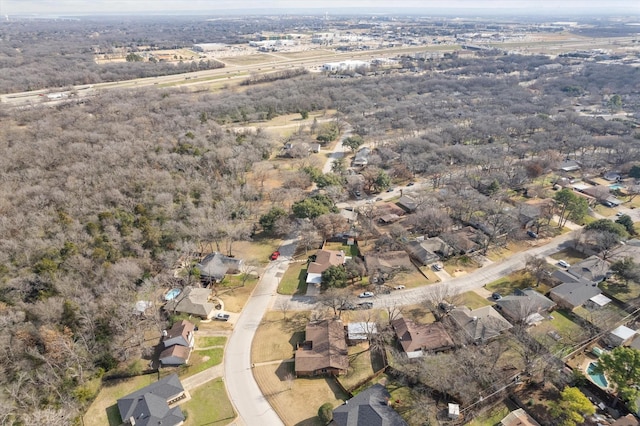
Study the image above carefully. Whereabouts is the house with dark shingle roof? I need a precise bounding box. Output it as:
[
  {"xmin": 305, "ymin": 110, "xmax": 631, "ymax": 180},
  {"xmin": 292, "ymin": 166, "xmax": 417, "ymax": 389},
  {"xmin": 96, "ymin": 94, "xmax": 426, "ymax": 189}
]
[
  {"xmin": 567, "ymin": 255, "xmax": 610, "ymax": 283},
  {"xmin": 495, "ymin": 288, "xmax": 555, "ymax": 325},
  {"xmin": 117, "ymin": 373, "xmax": 185, "ymax": 426},
  {"xmin": 404, "ymin": 240, "xmax": 439, "ymax": 266},
  {"xmin": 392, "ymin": 318, "xmax": 454, "ymax": 358},
  {"xmin": 159, "ymin": 320, "xmax": 195, "ymax": 366},
  {"xmin": 332, "ymin": 384, "xmax": 407, "ymax": 426},
  {"xmin": 449, "ymin": 306, "xmax": 512, "ymax": 344},
  {"xmin": 295, "ymin": 319, "xmax": 348, "ymax": 377},
  {"xmin": 549, "ymin": 271, "xmax": 602, "ymax": 310},
  {"xmin": 164, "ymin": 286, "xmax": 216, "ymax": 319},
  {"xmin": 197, "ymin": 252, "xmax": 243, "ymax": 283}
]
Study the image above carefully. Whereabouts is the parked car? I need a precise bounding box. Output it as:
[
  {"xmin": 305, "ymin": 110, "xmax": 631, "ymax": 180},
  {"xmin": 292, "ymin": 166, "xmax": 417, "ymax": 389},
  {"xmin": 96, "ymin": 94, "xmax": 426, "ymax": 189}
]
[
  {"xmin": 407, "ymin": 182, "xmax": 415, "ymax": 186},
  {"xmin": 270, "ymin": 251, "xmax": 280, "ymax": 260},
  {"xmin": 557, "ymin": 260, "xmax": 570, "ymax": 268},
  {"xmin": 357, "ymin": 302, "xmax": 373, "ymax": 310},
  {"xmin": 432, "ymin": 264, "xmax": 443, "ymax": 271},
  {"xmin": 616, "ymin": 212, "xmax": 624, "ymax": 217},
  {"xmin": 394, "ymin": 285, "xmax": 406, "ymax": 290},
  {"xmin": 527, "ymin": 230, "xmax": 538, "ymax": 239},
  {"xmin": 214, "ymin": 313, "xmax": 230, "ymax": 321},
  {"xmin": 338, "ymin": 303, "xmax": 356, "ymax": 311},
  {"xmin": 375, "ymin": 197, "xmax": 383, "ymax": 201},
  {"xmin": 386, "ymin": 187, "xmax": 394, "ymax": 192},
  {"xmin": 354, "ymin": 190, "xmax": 361, "ymax": 197},
  {"xmin": 492, "ymin": 292, "xmax": 502, "ymax": 301},
  {"xmin": 358, "ymin": 291, "xmax": 374, "ymax": 298}
]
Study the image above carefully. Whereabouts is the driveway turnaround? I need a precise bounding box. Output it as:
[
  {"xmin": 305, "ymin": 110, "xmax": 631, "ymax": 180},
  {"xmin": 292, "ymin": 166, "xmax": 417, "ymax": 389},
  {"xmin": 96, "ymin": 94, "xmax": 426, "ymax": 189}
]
[{"xmin": 224, "ymin": 237, "xmax": 298, "ymax": 426}]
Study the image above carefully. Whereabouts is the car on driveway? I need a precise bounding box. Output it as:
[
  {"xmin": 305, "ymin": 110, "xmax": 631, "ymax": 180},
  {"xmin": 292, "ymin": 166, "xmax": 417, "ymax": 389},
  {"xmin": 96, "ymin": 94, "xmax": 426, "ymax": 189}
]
[
  {"xmin": 527, "ymin": 230, "xmax": 538, "ymax": 238},
  {"xmin": 557, "ymin": 260, "xmax": 570, "ymax": 268},
  {"xmin": 432, "ymin": 264, "xmax": 443, "ymax": 271},
  {"xmin": 270, "ymin": 251, "xmax": 280, "ymax": 260},
  {"xmin": 491, "ymin": 292, "xmax": 502, "ymax": 301},
  {"xmin": 214, "ymin": 313, "xmax": 230, "ymax": 321},
  {"xmin": 616, "ymin": 212, "xmax": 624, "ymax": 217},
  {"xmin": 358, "ymin": 291, "xmax": 374, "ymax": 298}
]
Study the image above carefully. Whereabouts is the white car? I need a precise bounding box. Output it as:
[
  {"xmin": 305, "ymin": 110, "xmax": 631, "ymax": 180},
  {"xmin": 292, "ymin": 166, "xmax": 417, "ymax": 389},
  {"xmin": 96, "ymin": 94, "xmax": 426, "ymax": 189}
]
[
  {"xmin": 394, "ymin": 285, "xmax": 406, "ymax": 290},
  {"xmin": 358, "ymin": 291, "xmax": 374, "ymax": 298},
  {"xmin": 432, "ymin": 264, "xmax": 443, "ymax": 271},
  {"xmin": 557, "ymin": 260, "xmax": 570, "ymax": 268}
]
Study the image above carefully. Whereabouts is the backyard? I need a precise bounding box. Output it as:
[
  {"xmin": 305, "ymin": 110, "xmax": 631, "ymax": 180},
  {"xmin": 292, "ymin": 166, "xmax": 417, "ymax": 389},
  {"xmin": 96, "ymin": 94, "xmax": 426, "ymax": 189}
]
[
  {"xmin": 337, "ymin": 345, "xmax": 377, "ymax": 392},
  {"xmin": 529, "ymin": 310, "xmax": 589, "ymax": 356}
]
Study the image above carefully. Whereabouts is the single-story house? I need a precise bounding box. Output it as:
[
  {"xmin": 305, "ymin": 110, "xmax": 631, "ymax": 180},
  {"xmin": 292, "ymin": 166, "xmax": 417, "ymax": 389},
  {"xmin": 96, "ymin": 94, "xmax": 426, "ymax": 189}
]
[
  {"xmin": 549, "ymin": 271, "xmax": 602, "ymax": 310},
  {"xmin": 306, "ymin": 249, "xmax": 349, "ymax": 284},
  {"xmin": 159, "ymin": 320, "xmax": 196, "ymax": 366},
  {"xmin": 441, "ymin": 227, "xmax": 485, "ymax": 254},
  {"xmin": 449, "ymin": 306, "xmax": 513, "ymax": 344},
  {"xmin": 364, "ymin": 251, "xmax": 414, "ymax": 278},
  {"xmin": 379, "ymin": 213, "xmax": 401, "ymax": 224},
  {"xmin": 604, "ymin": 171, "xmax": 622, "ymax": 182},
  {"xmin": 607, "ymin": 325, "xmax": 637, "ymax": 348},
  {"xmin": 397, "ymin": 195, "xmax": 418, "ymax": 212},
  {"xmin": 375, "ymin": 203, "xmax": 406, "ymax": 218},
  {"xmin": 332, "ymin": 384, "xmax": 407, "ymax": 426},
  {"xmin": 352, "ymin": 147, "xmax": 371, "ymax": 167},
  {"xmin": 392, "ymin": 318, "xmax": 454, "ymax": 358},
  {"xmin": 340, "ymin": 208, "xmax": 358, "ymax": 223},
  {"xmin": 495, "ymin": 288, "xmax": 556, "ymax": 325},
  {"xmin": 346, "ymin": 322, "xmax": 378, "ymax": 344},
  {"xmin": 164, "ymin": 286, "xmax": 216, "ymax": 319},
  {"xmin": 197, "ymin": 252, "xmax": 243, "ymax": 283},
  {"xmin": 162, "ymin": 320, "xmax": 195, "ymax": 349},
  {"xmin": 295, "ymin": 319, "xmax": 348, "ymax": 377},
  {"xmin": 160, "ymin": 345, "xmax": 192, "ymax": 366},
  {"xmin": 559, "ymin": 160, "xmax": 581, "ymax": 173},
  {"xmin": 418, "ymin": 237, "xmax": 454, "ymax": 258},
  {"xmin": 567, "ymin": 256, "xmax": 610, "ymax": 283},
  {"xmin": 500, "ymin": 408, "xmax": 541, "ymax": 426},
  {"xmin": 310, "ymin": 143, "xmax": 321, "ymax": 153},
  {"xmin": 404, "ymin": 240, "xmax": 439, "ymax": 266},
  {"xmin": 117, "ymin": 373, "xmax": 185, "ymax": 426}
]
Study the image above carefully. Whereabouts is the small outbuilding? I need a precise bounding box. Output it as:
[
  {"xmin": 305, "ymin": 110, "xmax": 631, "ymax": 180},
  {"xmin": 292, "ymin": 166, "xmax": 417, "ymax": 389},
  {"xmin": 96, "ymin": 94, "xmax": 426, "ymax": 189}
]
[{"xmin": 607, "ymin": 325, "xmax": 637, "ymax": 347}]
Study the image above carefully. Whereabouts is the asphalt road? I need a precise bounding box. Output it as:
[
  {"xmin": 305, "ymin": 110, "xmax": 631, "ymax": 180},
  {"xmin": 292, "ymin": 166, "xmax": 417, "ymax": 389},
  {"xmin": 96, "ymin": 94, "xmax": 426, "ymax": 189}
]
[
  {"xmin": 223, "ymin": 237, "xmax": 298, "ymax": 426},
  {"xmin": 277, "ymin": 229, "xmax": 580, "ymax": 311}
]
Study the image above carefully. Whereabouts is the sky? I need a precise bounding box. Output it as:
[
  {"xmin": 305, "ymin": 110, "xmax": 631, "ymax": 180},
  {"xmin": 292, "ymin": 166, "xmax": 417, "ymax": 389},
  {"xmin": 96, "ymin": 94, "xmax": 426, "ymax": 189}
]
[{"xmin": 1, "ymin": 0, "xmax": 638, "ymax": 16}]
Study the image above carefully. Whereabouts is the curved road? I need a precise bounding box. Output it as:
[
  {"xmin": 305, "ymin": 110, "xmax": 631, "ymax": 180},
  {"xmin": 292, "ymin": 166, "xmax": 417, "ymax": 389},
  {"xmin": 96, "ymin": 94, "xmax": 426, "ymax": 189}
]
[{"xmin": 223, "ymin": 238, "xmax": 299, "ymax": 426}]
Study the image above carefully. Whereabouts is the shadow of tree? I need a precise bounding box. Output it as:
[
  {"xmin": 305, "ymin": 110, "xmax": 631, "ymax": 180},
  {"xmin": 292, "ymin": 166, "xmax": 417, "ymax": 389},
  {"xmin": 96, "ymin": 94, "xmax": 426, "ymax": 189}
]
[
  {"xmin": 275, "ymin": 360, "xmax": 295, "ymax": 381},
  {"xmin": 294, "ymin": 417, "xmax": 323, "ymax": 426}
]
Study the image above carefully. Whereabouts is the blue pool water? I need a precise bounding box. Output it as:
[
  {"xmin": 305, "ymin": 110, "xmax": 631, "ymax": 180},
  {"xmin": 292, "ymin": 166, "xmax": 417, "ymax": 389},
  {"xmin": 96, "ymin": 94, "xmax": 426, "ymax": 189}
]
[
  {"xmin": 609, "ymin": 184, "xmax": 624, "ymax": 190},
  {"xmin": 165, "ymin": 288, "xmax": 181, "ymax": 301},
  {"xmin": 587, "ymin": 362, "xmax": 608, "ymax": 388}
]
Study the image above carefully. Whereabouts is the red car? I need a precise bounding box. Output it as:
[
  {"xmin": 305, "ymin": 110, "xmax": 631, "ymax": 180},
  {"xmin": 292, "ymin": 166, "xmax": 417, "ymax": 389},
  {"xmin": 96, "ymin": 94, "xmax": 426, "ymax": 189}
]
[{"xmin": 270, "ymin": 251, "xmax": 280, "ymax": 260}]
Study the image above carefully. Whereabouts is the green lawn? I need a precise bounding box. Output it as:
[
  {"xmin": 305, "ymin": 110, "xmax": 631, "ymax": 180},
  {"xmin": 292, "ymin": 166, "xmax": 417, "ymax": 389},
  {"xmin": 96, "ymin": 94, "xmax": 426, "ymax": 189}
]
[
  {"xmin": 278, "ymin": 260, "xmax": 308, "ymax": 295},
  {"xmin": 485, "ymin": 271, "xmax": 552, "ymax": 296},
  {"xmin": 601, "ymin": 279, "xmax": 640, "ymax": 302},
  {"xmin": 195, "ymin": 336, "xmax": 227, "ymax": 348},
  {"xmin": 323, "ymin": 241, "xmax": 360, "ymax": 257},
  {"xmin": 180, "ymin": 348, "xmax": 224, "ymax": 377},
  {"xmin": 530, "ymin": 310, "xmax": 586, "ymax": 356},
  {"xmin": 182, "ymin": 378, "xmax": 236, "ymax": 426},
  {"xmin": 549, "ymin": 248, "xmax": 587, "ymax": 265},
  {"xmin": 466, "ymin": 403, "xmax": 511, "ymax": 426},
  {"xmin": 459, "ymin": 291, "xmax": 492, "ymax": 309}
]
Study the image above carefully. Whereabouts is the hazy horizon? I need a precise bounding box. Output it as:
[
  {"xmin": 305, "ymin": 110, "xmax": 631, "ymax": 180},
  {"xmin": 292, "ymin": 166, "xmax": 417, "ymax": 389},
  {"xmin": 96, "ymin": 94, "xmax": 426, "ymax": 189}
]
[{"xmin": 1, "ymin": 1, "xmax": 638, "ymax": 17}]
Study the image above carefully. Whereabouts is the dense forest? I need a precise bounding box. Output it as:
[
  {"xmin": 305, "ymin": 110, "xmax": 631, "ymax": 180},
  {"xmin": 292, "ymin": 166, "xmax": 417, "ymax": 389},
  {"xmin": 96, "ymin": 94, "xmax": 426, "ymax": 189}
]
[{"xmin": 1, "ymin": 16, "xmax": 640, "ymax": 424}]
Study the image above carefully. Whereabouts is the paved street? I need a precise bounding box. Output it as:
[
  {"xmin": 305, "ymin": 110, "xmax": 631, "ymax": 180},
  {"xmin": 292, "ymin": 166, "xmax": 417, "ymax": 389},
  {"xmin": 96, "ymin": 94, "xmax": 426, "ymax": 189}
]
[
  {"xmin": 277, "ymin": 229, "xmax": 580, "ymax": 311},
  {"xmin": 223, "ymin": 237, "xmax": 298, "ymax": 426}
]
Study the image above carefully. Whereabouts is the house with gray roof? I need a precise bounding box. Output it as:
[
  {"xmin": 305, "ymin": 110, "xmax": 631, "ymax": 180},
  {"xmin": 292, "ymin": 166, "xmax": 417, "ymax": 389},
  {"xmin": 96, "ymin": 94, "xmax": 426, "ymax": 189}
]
[
  {"xmin": 352, "ymin": 147, "xmax": 371, "ymax": 167},
  {"xmin": 397, "ymin": 195, "xmax": 418, "ymax": 212},
  {"xmin": 159, "ymin": 320, "xmax": 195, "ymax": 366},
  {"xmin": 197, "ymin": 252, "xmax": 243, "ymax": 283},
  {"xmin": 495, "ymin": 288, "xmax": 555, "ymax": 325},
  {"xmin": 332, "ymin": 384, "xmax": 407, "ymax": 426},
  {"xmin": 549, "ymin": 271, "xmax": 602, "ymax": 310},
  {"xmin": 117, "ymin": 373, "xmax": 185, "ymax": 426},
  {"xmin": 449, "ymin": 306, "xmax": 512, "ymax": 344},
  {"xmin": 404, "ymin": 240, "xmax": 439, "ymax": 266},
  {"xmin": 164, "ymin": 286, "xmax": 216, "ymax": 319},
  {"xmin": 567, "ymin": 255, "xmax": 610, "ymax": 283}
]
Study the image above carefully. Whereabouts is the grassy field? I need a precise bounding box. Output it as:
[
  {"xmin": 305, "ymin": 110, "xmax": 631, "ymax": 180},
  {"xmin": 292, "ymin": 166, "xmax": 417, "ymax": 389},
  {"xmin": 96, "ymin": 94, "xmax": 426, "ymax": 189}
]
[
  {"xmin": 549, "ymin": 248, "xmax": 587, "ymax": 265},
  {"xmin": 227, "ymin": 237, "xmax": 282, "ymax": 266},
  {"xmin": 252, "ymin": 311, "xmax": 308, "ymax": 363},
  {"xmin": 222, "ymin": 54, "xmax": 274, "ymax": 66},
  {"xmin": 601, "ymin": 279, "xmax": 640, "ymax": 302},
  {"xmin": 391, "ymin": 269, "xmax": 431, "ymax": 288},
  {"xmin": 459, "ymin": 290, "xmax": 493, "ymax": 309},
  {"xmin": 466, "ymin": 403, "xmax": 511, "ymax": 426},
  {"xmin": 278, "ymin": 259, "xmax": 309, "ymax": 295},
  {"xmin": 179, "ymin": 348, "xmax": 224, "ymax": 376},
  {"xmin": 217, "ymin": 278, "xmax": 258, "ymax": 313},
  {"xmin": 529, "ymin": 310, "xmax": 587, "ymax": 356},
  {"xmin": 253, "ymin": 362, "xmax": 348, "ymax": 426},
  {"xmin": 84, "ymin": 374, "xmax": 158, "ymax": 426},
  {"xmin": 182, "ymin": 378, "xmax": 236, "ymax": 426},
  {"xmin": 337, "ymin": 345, "xmax": 376, "ymax": 392},
  {"xmin": 195, "ymin": 336, "xmax": 227, "ymax": 348}
]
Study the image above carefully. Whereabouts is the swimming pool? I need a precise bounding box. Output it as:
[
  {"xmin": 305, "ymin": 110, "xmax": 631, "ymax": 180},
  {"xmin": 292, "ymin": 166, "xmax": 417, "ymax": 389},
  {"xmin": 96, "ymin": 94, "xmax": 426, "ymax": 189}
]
[
  {"xmin": 587, "ymin": 362, "xmax": 608, "ymax": 388},
  {"xmin": 609, "ymin": 184, "xmax": 625, "ymax": 190},
  {"xmin": 165, "ymin": 288, "xmax": 181, "ymax": 301}
]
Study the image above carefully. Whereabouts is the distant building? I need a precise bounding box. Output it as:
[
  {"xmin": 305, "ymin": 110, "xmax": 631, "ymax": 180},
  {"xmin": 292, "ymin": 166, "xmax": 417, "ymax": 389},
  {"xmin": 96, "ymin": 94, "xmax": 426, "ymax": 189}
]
[{"xmin": 322, "ymin": 60, "xmax": 370, "ymax": 72}]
